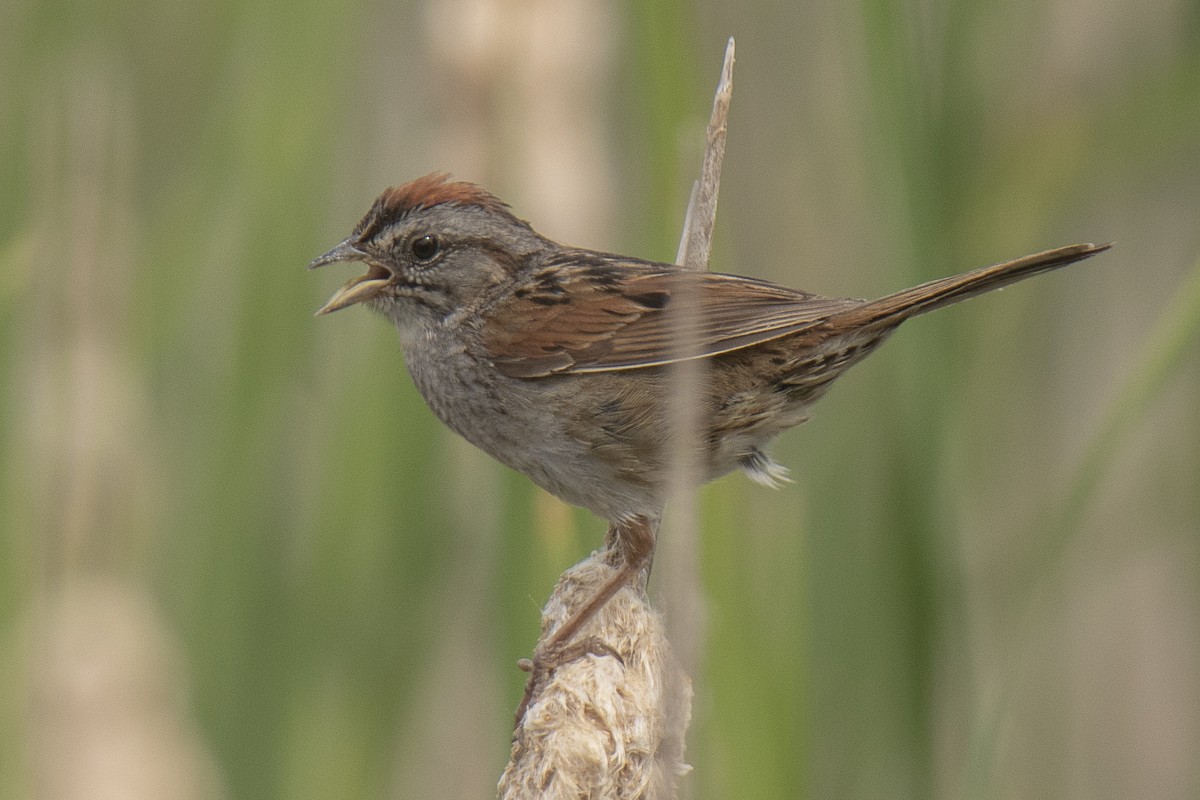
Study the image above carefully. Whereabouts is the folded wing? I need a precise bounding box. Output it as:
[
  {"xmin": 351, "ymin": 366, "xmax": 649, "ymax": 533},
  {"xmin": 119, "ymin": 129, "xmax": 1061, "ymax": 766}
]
[{"xmin": 483, "ymin": 258, "xmax": 859, "ymax": 378}]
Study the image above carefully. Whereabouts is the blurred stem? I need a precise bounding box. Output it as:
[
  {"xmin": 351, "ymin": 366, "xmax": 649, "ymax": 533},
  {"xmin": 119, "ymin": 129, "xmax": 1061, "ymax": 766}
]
[
  {"xmin": 857, "ymin": 3, "xmax": 985, "ymax": 795},
  {"xmin": 968, "ymin": 250, "xmax": 1200, "ymax": 799},
  {"xmin": 621, "ymin": 0, "xmax": 697, "ymax": 259},
  {"xmin": 1052, "ymin": 251, "xmax": 1200, "ymax": 545}
]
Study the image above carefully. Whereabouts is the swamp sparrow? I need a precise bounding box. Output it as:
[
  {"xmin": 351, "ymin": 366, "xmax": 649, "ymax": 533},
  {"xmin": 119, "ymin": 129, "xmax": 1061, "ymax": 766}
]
[{"xmin": 311, "ymin": 173, "xmax": 1109, "ymax": 661}]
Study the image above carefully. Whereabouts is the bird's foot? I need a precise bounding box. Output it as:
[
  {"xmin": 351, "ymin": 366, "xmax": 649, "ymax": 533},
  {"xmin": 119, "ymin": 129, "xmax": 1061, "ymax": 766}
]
[{"xmin": 514, "ymin": 637, "xmax": 624, "ymax": 727}]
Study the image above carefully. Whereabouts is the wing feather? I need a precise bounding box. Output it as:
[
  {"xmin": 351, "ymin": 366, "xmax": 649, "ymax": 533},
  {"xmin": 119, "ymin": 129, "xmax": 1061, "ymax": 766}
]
[{"xmin": 483, "ymin": 259, "xmax": 860, "ymax": 378}]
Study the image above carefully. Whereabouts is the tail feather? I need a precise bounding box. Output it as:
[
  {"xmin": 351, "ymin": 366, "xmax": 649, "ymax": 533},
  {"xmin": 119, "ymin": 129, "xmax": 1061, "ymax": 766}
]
[{"xmin": 829, "ymin": 243, "xmax": 1112, "ymax": 329}]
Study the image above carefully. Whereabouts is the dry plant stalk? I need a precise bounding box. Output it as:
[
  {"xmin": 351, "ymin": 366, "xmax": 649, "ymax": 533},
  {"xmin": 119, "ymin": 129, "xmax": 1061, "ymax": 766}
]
[
  {"xmin": 498, "ymin": 562, "xmax": 692, "ymax": 800},
  {"xmin": 677, "ymin": 37, "xmax": 735, "ymax": 272},
  {"xmin": 501, "ymin": 38, "xmax": 735, "ymax": 800},
  {"xmin": 659, "ymin": 36, "xmax": 735, "ymax": 675}
]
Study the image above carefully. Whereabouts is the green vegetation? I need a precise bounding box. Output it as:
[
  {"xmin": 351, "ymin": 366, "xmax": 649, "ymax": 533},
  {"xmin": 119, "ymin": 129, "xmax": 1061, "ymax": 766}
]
[{"xmin": 2, "ymin": 1, "xmax": 1197, "ymax": 798}]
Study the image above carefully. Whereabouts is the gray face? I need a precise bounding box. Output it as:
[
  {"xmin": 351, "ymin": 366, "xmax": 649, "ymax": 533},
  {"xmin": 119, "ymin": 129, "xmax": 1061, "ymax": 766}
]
[
  {"xmin": 313, "ymin": 200, "xmax": 549, "ymax": 328},
  {"xmin": 357, "ymin": 203, "xmax": 544, "ymax": 321}
]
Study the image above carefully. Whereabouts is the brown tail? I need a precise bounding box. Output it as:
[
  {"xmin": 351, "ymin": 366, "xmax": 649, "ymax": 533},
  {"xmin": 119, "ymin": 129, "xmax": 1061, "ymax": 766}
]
[{"xmin": 829, "ymin": 243, "xmax": 1112, "ymax": 329}]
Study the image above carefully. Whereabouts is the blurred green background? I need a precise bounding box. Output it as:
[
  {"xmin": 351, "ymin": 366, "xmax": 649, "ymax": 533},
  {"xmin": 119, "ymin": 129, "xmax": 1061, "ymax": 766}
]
[{"xmin": 3, "ymin": 0, "xmax": 1199, "ymax": 798}]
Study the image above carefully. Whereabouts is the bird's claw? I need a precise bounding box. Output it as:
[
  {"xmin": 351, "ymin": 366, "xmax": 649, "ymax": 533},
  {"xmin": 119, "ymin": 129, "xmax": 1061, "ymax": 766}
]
[{"xmin": 514, "ymin": 637, "xmax": 625, "ymax": 727}]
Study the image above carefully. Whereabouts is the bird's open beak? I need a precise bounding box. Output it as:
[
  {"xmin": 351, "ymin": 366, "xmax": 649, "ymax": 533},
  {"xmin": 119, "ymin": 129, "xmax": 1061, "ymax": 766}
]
[{"xmin": 309, "ymin": 239, "xmax": 392, "ymax": 315}]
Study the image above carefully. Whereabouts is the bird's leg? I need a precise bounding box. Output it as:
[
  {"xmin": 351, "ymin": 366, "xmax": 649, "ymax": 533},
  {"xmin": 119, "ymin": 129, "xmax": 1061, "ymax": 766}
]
[
  {"xmin": 515, "ymin": 516, "xmax": 658, "ymax": 725},
  {"xmin": 542, "ymin": 515, "xmax": 657, "ymax": 654}
]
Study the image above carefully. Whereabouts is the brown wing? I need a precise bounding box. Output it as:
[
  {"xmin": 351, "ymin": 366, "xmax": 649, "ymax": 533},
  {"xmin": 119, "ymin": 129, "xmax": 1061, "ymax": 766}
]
[{"xmin": 482, "ymin": 258, "xmax": 861, "ymax": 378}]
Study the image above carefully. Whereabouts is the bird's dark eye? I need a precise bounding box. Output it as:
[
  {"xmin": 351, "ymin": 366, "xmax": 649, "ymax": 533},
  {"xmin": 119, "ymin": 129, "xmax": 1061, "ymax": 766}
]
[{"xmin": 410, "ymin": 234, "xmax": 440, "ymax": 262}]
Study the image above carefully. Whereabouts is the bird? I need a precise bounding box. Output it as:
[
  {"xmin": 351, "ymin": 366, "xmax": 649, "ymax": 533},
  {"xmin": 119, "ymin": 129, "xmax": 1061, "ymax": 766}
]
[{"xmin": 310, "ymin": 172, "xmax": 1110, "ymax": 663}]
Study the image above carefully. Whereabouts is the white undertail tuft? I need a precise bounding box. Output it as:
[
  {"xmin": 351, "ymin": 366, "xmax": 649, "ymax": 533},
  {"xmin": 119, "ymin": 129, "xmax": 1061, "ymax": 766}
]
[{"xmin": 740, "ymin": 448, "xmax": 793, "ymax": 488}]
